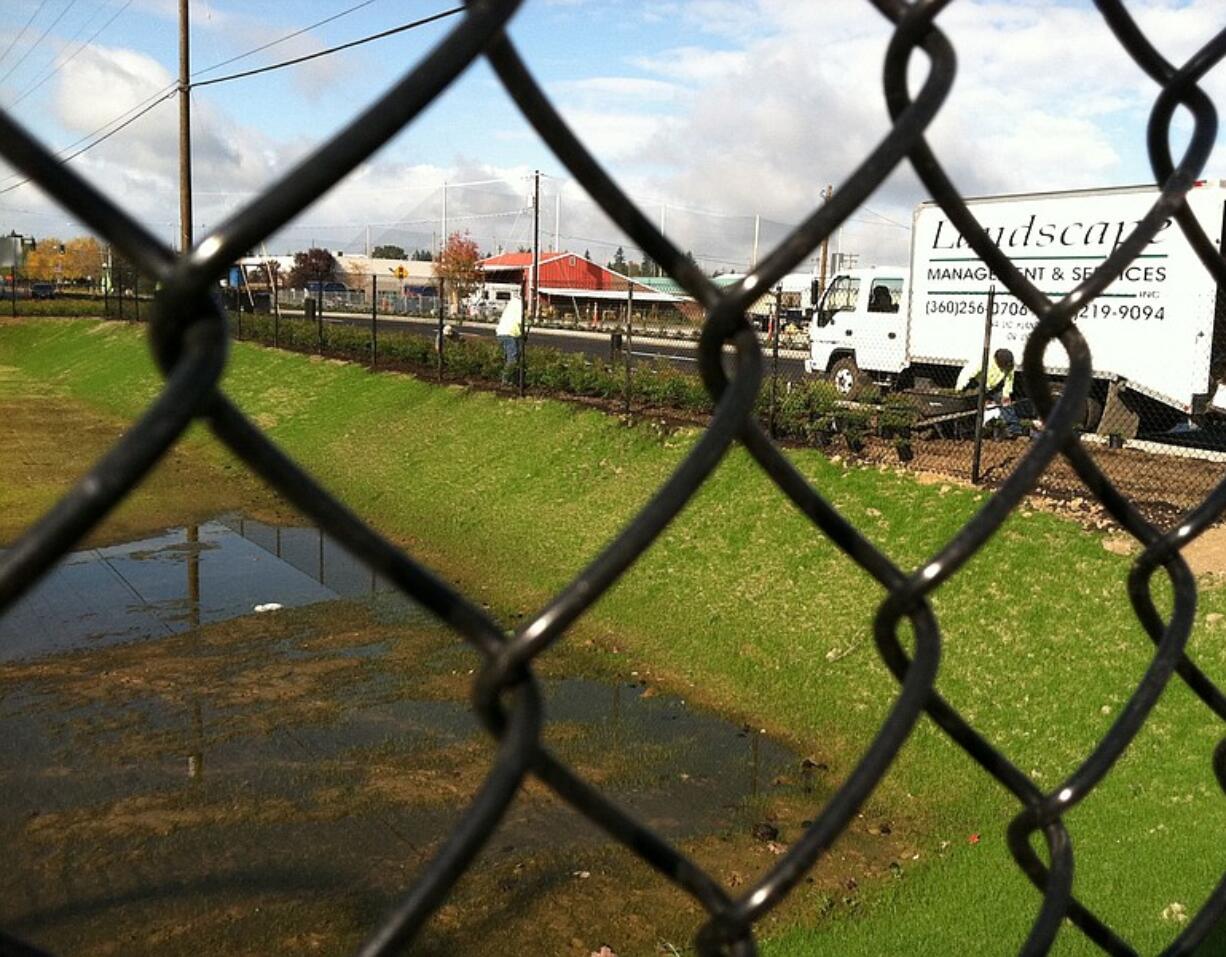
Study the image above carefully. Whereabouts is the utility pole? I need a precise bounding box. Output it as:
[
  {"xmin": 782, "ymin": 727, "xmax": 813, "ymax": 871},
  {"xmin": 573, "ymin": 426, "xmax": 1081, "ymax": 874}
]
[
  {"xmin": 658, "ymin": 203, "xmax": 667, "ymax": 277},
  {"xmin": 178, "ymin": 0, "xmax": 193, "ymax": 255},
  {"xmin": 554, "ymin": 191, "xmax": 560, "ymax": 252},
  {"xmin": 817, "ymin": 184, "xmax": 832, "ymax": 298},
  {"xmin": 530, "ymin": 169, "xmax": 540, "ymax": 327},
  {"xmin": 441, "ymin": 182, "xmax": 447, "ymax": 254},
  {"xmin": 751, "ymin": 213, "xmax": 761, "ymax": 270},
  {"xmin": 522, "ymin": 169, "xmax": 540, "ymax": 399}
]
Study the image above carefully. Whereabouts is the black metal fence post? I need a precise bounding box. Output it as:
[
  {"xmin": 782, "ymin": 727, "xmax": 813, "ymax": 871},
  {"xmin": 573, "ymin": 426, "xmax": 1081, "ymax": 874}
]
[
  {"xmin": 371, "ymin": 274, "xmax": 378, "ymax": 370},
  {"xmin": 316, "ymin": 278, "xmax": 324, "ymax": 355},
  {"xmin": 517, "ymin": 294, "xmax": 526, "ymax": 398},
  {"xmin": 272, "ymin": 268, "xmax": 280, "ymax": 347},
  {"xmin": 770, "ymin": 286, "xmax": 781, "ymax": 438},
  {"xmin": 971, "ymin": 286, "xmax": 997, "ymax": 484},
  {"xmin": 623, "ymin": 284, "xmax": 633, "ymax": 415},
  {"xmin": 437, "ymin": 277, "xmax": 445, "ymax": 382}
]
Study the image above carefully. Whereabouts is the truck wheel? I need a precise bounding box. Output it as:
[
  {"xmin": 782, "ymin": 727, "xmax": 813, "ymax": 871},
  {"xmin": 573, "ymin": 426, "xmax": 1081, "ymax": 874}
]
[{"xmin": 829, "ymin": 356, "xmax": 866, "ymax": 397}]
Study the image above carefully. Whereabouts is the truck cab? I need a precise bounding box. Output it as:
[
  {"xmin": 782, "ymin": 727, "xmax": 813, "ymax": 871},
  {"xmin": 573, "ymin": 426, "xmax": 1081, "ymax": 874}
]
[{"xmin": 805, "ymin": 267, "xmax": 909, "ymax": 395}]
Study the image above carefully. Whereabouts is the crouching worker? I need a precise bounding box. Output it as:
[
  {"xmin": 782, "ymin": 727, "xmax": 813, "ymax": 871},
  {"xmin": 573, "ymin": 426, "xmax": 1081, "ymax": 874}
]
[{"xmin": 956, "ymin": 348, "xmax": 1028, "ymax": 438}]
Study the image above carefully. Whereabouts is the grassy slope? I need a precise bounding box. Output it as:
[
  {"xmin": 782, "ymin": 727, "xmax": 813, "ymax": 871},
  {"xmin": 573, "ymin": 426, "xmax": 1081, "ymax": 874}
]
[{"xmin": 2, "ymin": 319, "xmax": 1223, "ymax": 954}]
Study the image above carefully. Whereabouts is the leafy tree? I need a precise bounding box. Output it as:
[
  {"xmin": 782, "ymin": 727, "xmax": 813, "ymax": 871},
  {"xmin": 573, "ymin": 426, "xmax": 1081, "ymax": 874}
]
[
  {"xmin": 372, "ymin": 244, "xmax": 407, "ymax": 260},
  {"xmin": 64, "ymin": 237, "xmax": 104, "ymax": 282},
  {"xmin": 411, "ymin": 248, "xmax": 433, "ymax": 262},
  {"xmin": 287, "ymin": 247, "xmax": 338, "ymax": 290},
  {"xmin": 584, "ymin": 249, "xmax": 591, "ymax": 261},
  {"xmin": 20, "ymin": 236, "xmax": 103, "ymax": 285},
  {"xmin": 22, "ymin": 237, "xmax": 65, "ymax": 281},
  {"xmin": 434, "ymin": 230, "xmax": 483, "ymax": 306},
  {"xmin": 608, "ymin": 246, "xmax": 627, "ymax": 273}
]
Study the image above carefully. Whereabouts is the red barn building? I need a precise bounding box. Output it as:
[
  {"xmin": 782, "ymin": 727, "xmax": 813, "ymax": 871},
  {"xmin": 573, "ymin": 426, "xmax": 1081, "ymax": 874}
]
[{"xmin": 478, "ymin": 251, "xmax": 688, "ymax": 323}]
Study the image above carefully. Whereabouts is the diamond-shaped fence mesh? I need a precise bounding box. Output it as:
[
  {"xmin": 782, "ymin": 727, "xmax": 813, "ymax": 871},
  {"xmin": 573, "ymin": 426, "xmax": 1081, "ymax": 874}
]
[{"xmin": 1, "ymin": 1, "xmax": 1226, "ymax": 954}]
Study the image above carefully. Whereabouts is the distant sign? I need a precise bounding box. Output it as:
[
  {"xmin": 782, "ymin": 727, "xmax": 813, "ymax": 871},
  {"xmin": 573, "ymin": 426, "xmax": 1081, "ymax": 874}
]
[
  {"xmin": 0, "ymin": 236, "xmax": 19, "ymax": 269},
  {"xmin": 394, "ymin": 265, "xmax": 408, "ymax": 280}
]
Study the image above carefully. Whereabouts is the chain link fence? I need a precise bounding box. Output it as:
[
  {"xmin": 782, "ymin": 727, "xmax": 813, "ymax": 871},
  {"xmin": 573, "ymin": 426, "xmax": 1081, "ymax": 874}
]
[{"xmin": 2, "ymin": 1, "xmax": 1226, "ymax": 955}]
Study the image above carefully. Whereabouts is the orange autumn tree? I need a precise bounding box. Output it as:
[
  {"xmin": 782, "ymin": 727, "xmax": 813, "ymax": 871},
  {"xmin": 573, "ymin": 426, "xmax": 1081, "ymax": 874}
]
[
  {"xmin": 433, "ymin": 230, "xmax": 482, "ymax": 312},
  {"xmin": 22, "ymin": 236, "xmax": 105, "ymax": 284}
]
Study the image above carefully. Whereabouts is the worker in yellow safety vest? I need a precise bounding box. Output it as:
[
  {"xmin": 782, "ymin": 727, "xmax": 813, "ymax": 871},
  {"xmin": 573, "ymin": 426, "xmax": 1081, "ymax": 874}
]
[{"xmin": 956, "ymin": 348, "xmax": 1025, "ymax": 438}]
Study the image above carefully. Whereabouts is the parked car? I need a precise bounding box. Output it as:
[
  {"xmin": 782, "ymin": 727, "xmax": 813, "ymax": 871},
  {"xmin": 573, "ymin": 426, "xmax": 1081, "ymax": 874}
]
[{"xmin": 31, "ymin": 283, "xmax": 55, "ymax": 300}]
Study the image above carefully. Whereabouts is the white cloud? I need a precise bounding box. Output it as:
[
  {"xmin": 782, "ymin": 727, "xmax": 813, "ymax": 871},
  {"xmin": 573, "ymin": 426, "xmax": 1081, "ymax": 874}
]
[
  {"xmin": 553, "ymin": 76, "xmax": 681, "ymax": 105},
  {"xmin": 613, "ymin": 0, "xmax": 1226, "ymax": 267},
  {"xmin": 40, "ymin": 45, "xmax": 284, "ymax": 243}
]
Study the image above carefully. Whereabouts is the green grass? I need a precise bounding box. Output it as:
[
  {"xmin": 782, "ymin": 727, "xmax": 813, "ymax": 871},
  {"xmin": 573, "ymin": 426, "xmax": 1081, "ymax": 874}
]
[{"xmin": 1, "ymin": 318, "xmax": 1223, "ymax": 955}]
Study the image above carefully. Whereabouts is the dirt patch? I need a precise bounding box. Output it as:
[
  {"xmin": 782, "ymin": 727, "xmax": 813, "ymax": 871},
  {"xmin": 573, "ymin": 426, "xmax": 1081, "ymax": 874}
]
[
  {"xmin": 1099, "ymin": 517, "xmax": 1226, "ymax": 576},
  {"xmin": 1178, "ymin": 524, "xmax": 1226, "ymax": 577},
  {"xmin": 1102, "ymin": 535, "xmax": 1137, "ymax": 558}
]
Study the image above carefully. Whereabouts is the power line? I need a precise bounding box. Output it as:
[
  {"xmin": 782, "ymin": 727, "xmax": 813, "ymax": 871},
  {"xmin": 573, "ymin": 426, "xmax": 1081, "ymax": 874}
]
[
  {"xmin": 189, "ymin": 6, "xmax": 464, "ymax": 90},
  {"xmin": 4, "ymin": 0, "xmax": 381, "ymax": 114},
  {"xmin": 0, "ymin": 89, "xmax": 174, "ymax": 195},
  {"xmin": 5, "ymin": 0, "xmax": 134, "ymax": 110},
  {"xmin": 271, "ymin": 207, "xmax": 532, "ymax": 230},
  {"xmin": 0, "ymin": 4, "xmax": 464, "ymax": 194},
  {"xmin": 191, "ymin": 0, "xmax": 382, "ymax": 80},
  {"xmin": 0, "ymin": 0, "xmax": 81, "ymax": 88},
  {"xmin": 856, "ymin": 205, "xmax": 910, "ymax": 229},
  {"xmin": 0, "ymin": 0, "xmax": 52, "ymax": 72},
  {"xmin": 192, "ymin": 175, "xmax": 528, "ymax": 198}
]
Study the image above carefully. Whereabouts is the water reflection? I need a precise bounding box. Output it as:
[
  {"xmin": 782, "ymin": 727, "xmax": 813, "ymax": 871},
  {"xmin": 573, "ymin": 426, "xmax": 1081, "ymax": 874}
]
[{"xmin": 0, "ymin": 514, "xmax": 418, "ymax": 661}]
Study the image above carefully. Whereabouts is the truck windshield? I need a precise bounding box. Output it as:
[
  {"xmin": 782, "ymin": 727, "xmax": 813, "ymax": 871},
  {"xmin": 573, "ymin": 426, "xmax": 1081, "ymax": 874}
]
[{"xmin": 817, "ymin": 277, "xmax": 860, "ymax": 326}]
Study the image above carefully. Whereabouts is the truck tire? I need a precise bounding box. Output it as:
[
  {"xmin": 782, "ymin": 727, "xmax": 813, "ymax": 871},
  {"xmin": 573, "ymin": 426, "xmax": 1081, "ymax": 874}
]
[{"xmin": 829, "ymin": 356, "xmax": 867, "ymax": 397}]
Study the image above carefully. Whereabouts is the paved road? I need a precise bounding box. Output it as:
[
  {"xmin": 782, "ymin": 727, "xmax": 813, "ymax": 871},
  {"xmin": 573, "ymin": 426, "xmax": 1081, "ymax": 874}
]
[{"xmin": 306, "ymin": 310, "xmax": 811, "ymax": 381}]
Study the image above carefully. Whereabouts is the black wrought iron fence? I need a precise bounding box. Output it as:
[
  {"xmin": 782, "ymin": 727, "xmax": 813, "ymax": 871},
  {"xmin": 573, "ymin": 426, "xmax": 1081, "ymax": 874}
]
[{"xmin": 1, "ymin": 1, "xmax": 1225, "ymax": 955}]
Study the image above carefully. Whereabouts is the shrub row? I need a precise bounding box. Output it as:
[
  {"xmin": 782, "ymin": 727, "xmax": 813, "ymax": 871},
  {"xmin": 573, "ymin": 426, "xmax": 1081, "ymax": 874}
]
[
  {"xmin": 225, "ymin": 312, "xmax": 917, "ymax": 453},
  {"xmin": 6, "ymin": 297, "xmax": 118, "ymax": 318}
]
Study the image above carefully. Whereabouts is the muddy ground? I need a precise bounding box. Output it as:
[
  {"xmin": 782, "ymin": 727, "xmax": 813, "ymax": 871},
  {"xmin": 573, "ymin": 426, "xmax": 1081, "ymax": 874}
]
[{"xmin": 0, "ymin": 598, "xmax": 921, "ymax": 957}]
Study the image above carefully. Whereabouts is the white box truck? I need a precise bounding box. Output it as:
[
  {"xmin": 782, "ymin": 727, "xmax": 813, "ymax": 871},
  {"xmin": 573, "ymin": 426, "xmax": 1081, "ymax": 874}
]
[{"xmin": 805, "ymin": 181, "xmax": 1226, "ymax": 435}]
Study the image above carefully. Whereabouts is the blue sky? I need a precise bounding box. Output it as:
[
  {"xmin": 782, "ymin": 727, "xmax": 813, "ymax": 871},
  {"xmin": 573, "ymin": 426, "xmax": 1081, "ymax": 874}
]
[{"xmin": 0, "ymin": 0, "xmax": 1223, "ymax": 269}]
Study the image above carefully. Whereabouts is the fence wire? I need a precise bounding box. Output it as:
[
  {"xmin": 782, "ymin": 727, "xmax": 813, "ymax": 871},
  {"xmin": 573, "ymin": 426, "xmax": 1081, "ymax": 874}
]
[{"xmin": 2, "ymin": 1, "xmax": 1226, "ymax": 954}]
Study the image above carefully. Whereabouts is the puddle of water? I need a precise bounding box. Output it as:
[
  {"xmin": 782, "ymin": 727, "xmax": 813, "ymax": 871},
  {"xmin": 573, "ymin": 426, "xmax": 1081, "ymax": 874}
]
[
  {"xmin": 0, "ymin": 514, "xmax": 418, "ymax": 661},
  {"xmin": 0, "ymin": 519, "xmax": 824, "ymax": 955}
]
